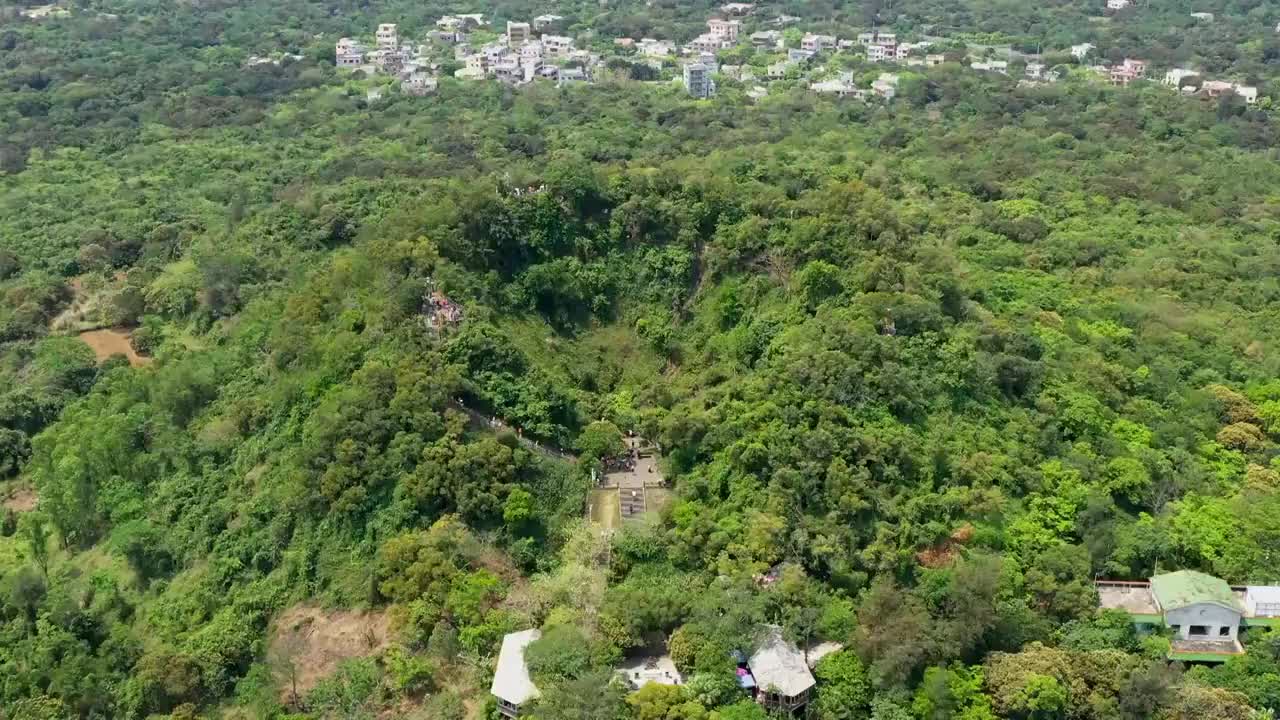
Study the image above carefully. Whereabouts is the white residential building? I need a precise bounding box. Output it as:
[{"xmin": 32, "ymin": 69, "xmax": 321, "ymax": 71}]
[
  {"xmin": 519, "ymin": 41, "xmax": 543, "ymax": 61},
  {"xmin": 1107, "ymin": 0, "xmax": 1131, "ymax": 9},
  {"xmin": 639, "ymin": 38, "xmax": 674, "ymax": 57},
  {"xmin": 376, "ymin": 23, "xmax": 398, "ymax": 51},
  {"xmin": 1071, "ymin": 43, "xmax": 1095, "ymax": 60},
  {"xmin": 521, "ymin": 57, "xmax": 544, "ymax": 83},
  {"xmin": 438, "ymin": 14, "xmax": 485, "ymax": 31},
  {"xmin": 858, "ymin": 31, "xmax": 897, "ymax": 45},
  {"xmin": 532, "ymin": 14, "xmax": 563, "ymax": 31},
  {"xmin": 766, "ymin": 60, "xmax": 793, "ymax": 78},
  {"xmin": 428, "ymin": 30, "xmax": 464, "ymax": 44},
  {"xmin": 507, "ymin": 21, "xmax": 531, "ymax": 46},
  {"xmin": 403, "ymin": 72, "xmax": 438, "ymax": 95},
  {"xmin": 872, "ymin": 72, "xmax": 899, "ymax": 99},
  {"xmin": 707, "ymin": 18, "xmax": 741, "ymax": 41},
  {"xmin": 751, "ymin": 30, "xmax": 783, "ymax": 48},
  {"xmin": 1095, "ymin": 572, "xmax": 1280, "ymax": 662},
  {"xmin": 801, "ymin": 33, "xmax": 838, "ymax": 52},
  {"xmin": 867, "ymin": 43, "xmax": 894, "ymax": 62},
  {"xmin": 721, "ymin": 2, "xmax": 755, "ymax": 15},
  {"xmin": 335, "ymin": 38, "xmax": 366, "ymax": 67},
  {"xmin": 335, "ymin": 53, "xmax": 365, "ymax": 68},
  {"xmin": 787, "ymin": 48, "xmax": 816, "ymax": 63},
  {"xmin": 810, "ymin": 77, "xmax": 862, "ymax": 98},
  {"xmin": 1026, "ymin": 61, "xmax": 1045, "ymax": 78},
  {"xmin": 1190, "ymin": 12, "xmax": 1214, "ymax": 21},
  {"xmin": 1235, "ymin": 85, "xmax": 1259, "ymax": 104},
  {"xmin": 492, "ymin": 630, "xmax": 540, "ymax": 718},
  {"xmin": 1163, "ymin": 68, "xmax": 1199, "ymax": 87},
  {"xmin": 1108, "ymin": 57, "xmax": 1146, "ymax": 86},
  {"xmin": 684, "ymin": 62, "xmax": 715, "ymax": 98},
  {"xmin": 541, "ymin": 34, "xmax": 574, "ymax": 58},
  {"xmin": 1201, "ymin": 80, "xmax": 1234, "ymax": 96},
  {"xmin": 481, "ymin": 42, "xmax": 508, "ymax": 63},
  {"xmin": 688, "ymin": 33, "xmax": 730, "ymax": 53},
  {"xmin": 926, "ymin": 54, "xmax": 946, "ymax": 66},
  {"xmin": 895, "ymin": 42, "xmax": 925, "ymax": 60},
  {"xmin": 971, "ymin": 59, "xmax": 1009, "ymax": 73},
  {"xmin": 493, "ymin": 55, "xmax": 522, "ymax": 83}
]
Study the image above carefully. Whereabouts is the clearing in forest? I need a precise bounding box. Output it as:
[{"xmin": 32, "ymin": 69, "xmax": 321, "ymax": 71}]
[
  {"xmin": 269, "ymin": 604, "xmax": 392, "ymax": 700},
  {"xmin": 2, "ymin": 485, "xmax": 37, "ymax": 513},
  {"xmin": 78, "ymin": 328, "xmax": 152, "ymax": 367}
]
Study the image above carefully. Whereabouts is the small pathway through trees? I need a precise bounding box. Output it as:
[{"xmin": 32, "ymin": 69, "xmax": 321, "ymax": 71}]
[{"xmin": 449, "ymin": 399, "xmax": 578, "ymax": 463}]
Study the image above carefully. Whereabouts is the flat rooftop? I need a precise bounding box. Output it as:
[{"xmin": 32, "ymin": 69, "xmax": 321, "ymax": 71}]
[
  {"xmin": 1097, "ymin": 581, "xmax": 1158, "ymax": 615},
  {"xmin": 618, "ymin": 654, "xmax": 682, "ymax": 688},
  {"xmin": 1097, "ymin": 580, "xmax": 1280, "ymax": 620}
]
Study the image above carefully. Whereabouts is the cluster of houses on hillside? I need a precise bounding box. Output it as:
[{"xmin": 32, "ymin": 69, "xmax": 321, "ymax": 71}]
[
  {"xmin": 809, "ymin": 72, "xmax": 902, "ymax": 100},
  {"xmin": 1075, "ymin": 55, "xmax": 1258, "ymax": 103},
  {"xmin": 335, "ymin": 23, "xmax": 438, "ymax": 97},
  {"xmin": 337, "ymin": 14, "xmax": 597, "ymax": 89},
  {"xmin": 1162, "ymin": 67, "xmax": 1259, "ymax": 104},
  {"xmin": 491, "ymin": 624, "xmax": 833, "ymax": 718},
  {"xmin": 330, "ymin": 5, "xmax": 1267, "ymax": 109},
  {"xmin": 452, "ymin": 17, "xmax": 598, "ymax": 85},
  {"xmin": 486, "ymin": 568, "xmax": 1279, "ymax": 719},
  {"xmin": 1105, "ymin": 0, "xmax": 1217, "ymax": 20}
]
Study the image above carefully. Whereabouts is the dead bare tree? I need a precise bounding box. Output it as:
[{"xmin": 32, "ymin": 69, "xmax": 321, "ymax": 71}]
[{"xmin": 269, "ymin": 623, "xmax": 314, "ymax": 710}]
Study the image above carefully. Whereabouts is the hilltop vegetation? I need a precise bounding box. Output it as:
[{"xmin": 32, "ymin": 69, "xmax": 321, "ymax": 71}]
[{"xmin": 3, "ymin": 1, "xmax": 1280, "ymax": 719}]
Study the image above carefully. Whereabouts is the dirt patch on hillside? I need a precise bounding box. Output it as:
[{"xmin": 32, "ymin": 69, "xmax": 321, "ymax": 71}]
[
  {"xmin": 269, "ymin": 605, "xmax": 392, "ymax": 700},
  {"xmin": 78, "ymin": 328, "xmax": 152, "ymax": 367},
  {"xmin": 915, "ymin": 523, "xmax": 974, "ymax": 568},
  {"xmin": 2, "ymin": 486, "xmax": 37, "ymax": 513}
]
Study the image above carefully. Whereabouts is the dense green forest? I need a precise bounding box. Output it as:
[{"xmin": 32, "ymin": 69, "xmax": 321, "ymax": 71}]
[{"xmin": 3, "ymin": 0, "xmax": 1280, "ymax": 719}]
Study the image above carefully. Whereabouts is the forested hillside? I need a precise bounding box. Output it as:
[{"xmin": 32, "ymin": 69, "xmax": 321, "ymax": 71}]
[{"xmin": 3, "ymin": 1, "xmax": 1280, "ymax": 719}]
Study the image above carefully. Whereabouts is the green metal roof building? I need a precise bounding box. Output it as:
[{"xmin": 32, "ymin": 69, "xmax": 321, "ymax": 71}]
[
  {"xmin": 1096, "ymin": 570, "xmax": 1280, "ymax": 663},
  {"xmin": 1151, "ymin": 571, "xmax": 1242, "ymax": 613}
]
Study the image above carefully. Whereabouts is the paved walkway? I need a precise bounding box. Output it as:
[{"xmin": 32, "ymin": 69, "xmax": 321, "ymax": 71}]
[
  {"xmin": 600, "ymin": 436, "xmax": 666, "ymax": 520},
  {"xmin": 449, "ymin": 399, "xmax": 578, "ymax": 463}
]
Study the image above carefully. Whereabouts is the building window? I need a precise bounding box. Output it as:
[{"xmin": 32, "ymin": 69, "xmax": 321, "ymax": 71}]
[
  {"xmin": 1190, "ymin": 625, "xmax": 1209, "ymax": 637},
  {"xmin": 1219, "ymin": 626, "xmax": 1231, "ymax": 637}
]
